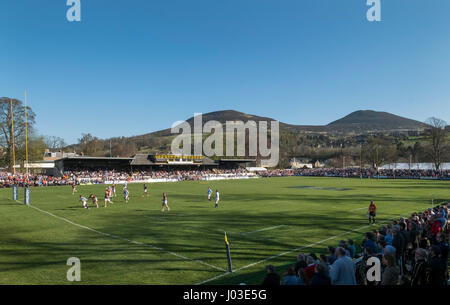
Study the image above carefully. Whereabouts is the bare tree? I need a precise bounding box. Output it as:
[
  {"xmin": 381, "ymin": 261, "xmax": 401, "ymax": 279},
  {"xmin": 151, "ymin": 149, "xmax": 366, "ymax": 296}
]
[
  {"xmin": 363, "ymin": 137, "xmax": 396, "ymax": 169},
  {"xmin": 45, "ymin": 136, "xmax": 67, "ymax": 151},
  {"xmin": 78, "ymin": 133, "xmax": 104, "ymax": 156},
  {"xmin": 0, "ymin": 97, "xmax": 36, "ymax": 168},
  {"xmin": 112, "ymin": 141, "xmax": 137, "ymax": 157},
  {"xmin": 425, "ymin": 117, "xmax": 447, "ymax": 170}
]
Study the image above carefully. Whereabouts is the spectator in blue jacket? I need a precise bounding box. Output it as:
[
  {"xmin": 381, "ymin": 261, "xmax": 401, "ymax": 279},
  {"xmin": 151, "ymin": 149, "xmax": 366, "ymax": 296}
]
[
  {"xmin": 384, "ymin": 229, "xmax": 394, "ymax": 246},
  {"xmin": 281, "ymin": 266, "xmax": 303, "ymax": 285},
  {"xmin": 329, "ymin": 247, "xmax": 357, "ymax": 285},
  {"xmin": 347, "ymin": 239, "xmax": 356, "ymax": 258},
  {"xmin": 362, "ymin": 232, "xmax": 378, "ymax": 254}
]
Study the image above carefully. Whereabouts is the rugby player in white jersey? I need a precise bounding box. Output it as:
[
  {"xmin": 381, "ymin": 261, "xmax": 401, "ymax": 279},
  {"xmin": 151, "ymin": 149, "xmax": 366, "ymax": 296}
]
[
  {"xmin": 80, "ymin": 195, "xmax": 89, "ymax": 209},
  {"xmin": 215, "ymin": 190, "xmax": 220, "ymax": 208},
  {"xmin": 124, "ymin": 188, "xmax": 130, "ymax": 203},
  {"xmin": 161, "ymin": 193, "xmax": 170, "ymax": 212}
]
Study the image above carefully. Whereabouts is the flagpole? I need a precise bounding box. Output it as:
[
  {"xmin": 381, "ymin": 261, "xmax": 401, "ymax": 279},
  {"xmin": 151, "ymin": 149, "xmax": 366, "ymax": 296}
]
[
  {"xmin": 10, "ymin": 99, "xmax": 16, "ymax": 175},
  {"xmin": 360, "ymin": 144, "xmax": 363, "ymax": 179},
  {"xmin": 225, "ymin": 232, "xmax": 232, "ymax": 272},
  {"xmin": 25, "ymin": 91, "xmax": 29, "ymax": 176}
]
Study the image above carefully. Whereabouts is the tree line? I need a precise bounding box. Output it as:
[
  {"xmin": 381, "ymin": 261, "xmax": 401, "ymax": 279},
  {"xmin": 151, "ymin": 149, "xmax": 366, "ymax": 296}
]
[
  {"xmin": 281, "ymin": 117, "xmax": 449, "ymax": 170},
  {"xmin": 0, "ymin": 97, "xmax": 66, "ymax": 169}
]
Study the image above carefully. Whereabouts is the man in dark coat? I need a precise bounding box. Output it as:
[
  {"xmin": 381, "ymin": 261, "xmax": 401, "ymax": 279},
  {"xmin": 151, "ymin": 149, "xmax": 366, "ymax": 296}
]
[{"xmin": 261, "ymin": 265, "xmax": 280, "ymax": 286}]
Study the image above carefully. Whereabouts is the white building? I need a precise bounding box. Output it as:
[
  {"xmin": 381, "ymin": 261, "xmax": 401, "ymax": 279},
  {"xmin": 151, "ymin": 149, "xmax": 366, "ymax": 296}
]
[{"xmin": 380, "ymin": 163, "xmax": 450, "ymax": 170}]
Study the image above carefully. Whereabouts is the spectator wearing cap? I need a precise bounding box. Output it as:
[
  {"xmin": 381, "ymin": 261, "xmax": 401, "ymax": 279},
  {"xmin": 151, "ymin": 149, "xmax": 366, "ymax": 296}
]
[{"xmin": 329, "ymin": 247, "xmax": 357, "ymax": 285}]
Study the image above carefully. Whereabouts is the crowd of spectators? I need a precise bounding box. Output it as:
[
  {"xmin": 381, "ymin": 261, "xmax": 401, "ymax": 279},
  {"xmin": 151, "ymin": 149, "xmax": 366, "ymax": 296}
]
[
  {"xmin": 261, "ymin": 203, "xmax": 449, "ymax": 286},
  {"xmin": 261, "ymin": 168, "xmax": 450, "ymax": 179},
  {"xmin": 0, "ymin": 172, "xmax": 69, "ymax": 187},
  {"xmin": 65, "ymin": 168, "xmax": 253, "ymax": 183},
  {"xmin": 0, "ymin": 168, "xmax": 254, "ymax": 187},
  {"xmin": 2, "ymin": 166, "xmax": 450, "ymax": 188}
]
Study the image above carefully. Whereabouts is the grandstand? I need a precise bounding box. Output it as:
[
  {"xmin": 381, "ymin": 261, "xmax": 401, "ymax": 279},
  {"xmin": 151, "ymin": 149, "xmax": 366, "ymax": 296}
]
[{"xmin": 52, "ymin": 154, "xmax": 257, "ymax": 177}]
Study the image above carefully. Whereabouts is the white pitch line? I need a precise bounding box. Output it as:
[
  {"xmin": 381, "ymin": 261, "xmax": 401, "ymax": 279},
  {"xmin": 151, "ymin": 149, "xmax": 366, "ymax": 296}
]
[
  {"xmin": 217, "ymin": 225, "xmax": 287, "ymax": 237},
  {"xmin": 27, "ymin": 205, "xmax": 225, "ymax": 272},
  {"xmin": 195, "ymin": 217, "xmax": 402, "ymax": 285},
  {"xmin": 241, "ymin": 225, "xmax": 287, "ymax": 236},
  {"xmin": 350, "ymin": 207, "xmax": 368, "ymax": 212}
]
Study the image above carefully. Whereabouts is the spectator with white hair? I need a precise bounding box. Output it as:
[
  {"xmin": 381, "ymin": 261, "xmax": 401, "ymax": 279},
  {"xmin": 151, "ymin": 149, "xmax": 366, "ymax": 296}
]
[
  {"xmin": 410, "ymin": 248, "xmax": 429, "ymax": 286},
  {"xmin": 294, "ymin": 253, "xmax": 307, "ymax": 275}
]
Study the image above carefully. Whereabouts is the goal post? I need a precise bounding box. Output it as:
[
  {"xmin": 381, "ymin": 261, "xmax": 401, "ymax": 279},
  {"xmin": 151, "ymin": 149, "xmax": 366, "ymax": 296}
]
[
  {"xmin": 24, "ymin": 187, "xmax": 30, "ymax": 205},
  {"xmin": 12, "ymin": 185, "xmax": 18, "ymax": 201}
]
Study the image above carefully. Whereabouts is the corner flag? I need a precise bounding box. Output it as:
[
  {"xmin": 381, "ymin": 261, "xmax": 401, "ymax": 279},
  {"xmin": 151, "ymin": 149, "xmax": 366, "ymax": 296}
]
[
  {"xmin": 224, "ymin": 232, "xmax": 232, "ymax": 272},
  {"xmin": 225, "ymin": 232, "xmax": 229, "ymax": 246}
]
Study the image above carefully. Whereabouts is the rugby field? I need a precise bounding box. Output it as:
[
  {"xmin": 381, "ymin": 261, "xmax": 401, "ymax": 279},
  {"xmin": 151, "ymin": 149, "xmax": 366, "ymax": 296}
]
[{"xmin": 0, "ymin": 177, "xmax": 447, "ymax": 285}]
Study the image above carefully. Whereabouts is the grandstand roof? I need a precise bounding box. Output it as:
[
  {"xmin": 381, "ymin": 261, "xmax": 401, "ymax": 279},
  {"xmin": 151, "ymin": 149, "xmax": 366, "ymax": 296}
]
[
  {"xmin": 60, "ymin": 156, "xmax": 133, "ymax": 161},
  {"xmin": 201, "ymin": 157, "xmax": 217, "ymax": 165},
  {"xmin": 56, "ymin": 155, "xmax": 251, "ymax": 167},
  {"xmin": 219, "ymin": 158, "xmax": 257, "ymax": 162},
  {"xmin": 130, "ymin": 154, "xmax": 155, "ymax": 165}
]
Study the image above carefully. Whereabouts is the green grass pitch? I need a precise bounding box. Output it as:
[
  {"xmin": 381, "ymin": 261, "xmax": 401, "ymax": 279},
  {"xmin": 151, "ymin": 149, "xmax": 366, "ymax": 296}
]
[{"xmin": 0, "ymin": 177, "xmax": 448, "ymax": 285}]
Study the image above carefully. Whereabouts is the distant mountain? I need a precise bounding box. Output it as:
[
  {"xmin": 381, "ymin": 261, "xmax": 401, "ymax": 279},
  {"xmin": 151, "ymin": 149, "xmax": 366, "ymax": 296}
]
[
  {"xmin": 326, "ymin": 110, "xmax": 428, "ymax": 133},
  {"xmin": 150, "ymin": 110, "xmax": 281, "ymax": 137},
  {"xmin": 116, "ymin": 109, "xmax": 428, "ymax": 144},
  {"xmin": 70, "ymin": 109, "xmax": 430, "ymax": 158}
]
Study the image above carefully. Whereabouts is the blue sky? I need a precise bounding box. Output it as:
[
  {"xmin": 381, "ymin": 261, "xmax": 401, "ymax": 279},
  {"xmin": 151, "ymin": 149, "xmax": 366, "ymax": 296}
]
[{"xmin": 1, "ymin": 0, "xmax": 450, "ymax": 144}]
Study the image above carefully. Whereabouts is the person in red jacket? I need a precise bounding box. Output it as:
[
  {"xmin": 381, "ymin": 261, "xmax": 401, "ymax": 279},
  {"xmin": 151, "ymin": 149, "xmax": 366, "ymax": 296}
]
[
  {"xmin": 303, "ymin": 256, "xmax": 317, "ymax": 284},
  {"xmin": 430, "ymin": 216, "xmax": 442, "ymax": 243},
  {"xmin": 368, "ymin": 201, "xmax": 377, "ymax": 225}
]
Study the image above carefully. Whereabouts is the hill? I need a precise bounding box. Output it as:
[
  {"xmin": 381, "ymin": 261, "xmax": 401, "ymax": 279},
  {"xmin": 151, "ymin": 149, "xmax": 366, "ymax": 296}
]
[
  {"xmin": 326, "ymin": 110, "xmax": 428, "ymax": 133},
  {"xmin": 142, "ymin": 109, "xmax": 427, "ymax": 138},
  {"xmin": 68, "ymin": 109, "xmax": 430, "ymax": 160},
  {"xmin": 148, "ymin": 110, "xmax": 281, "ymax": 137}
]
